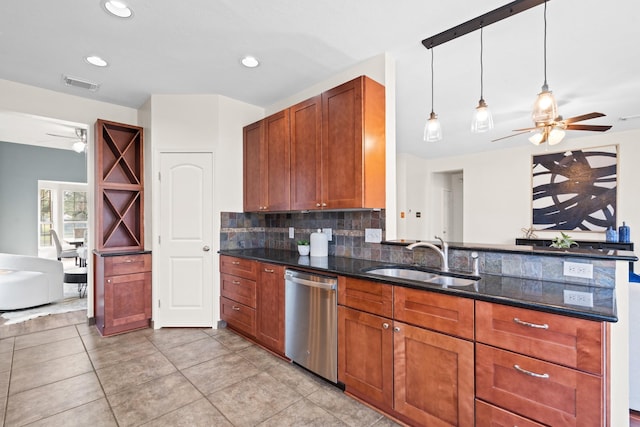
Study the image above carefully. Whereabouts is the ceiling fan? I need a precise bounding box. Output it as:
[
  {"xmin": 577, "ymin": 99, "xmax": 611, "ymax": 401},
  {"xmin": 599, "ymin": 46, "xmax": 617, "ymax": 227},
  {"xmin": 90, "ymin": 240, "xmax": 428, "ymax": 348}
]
[
  {"xmin": 492, "ymin": 112, "xmax": 613, "ymax": 145},
  {"xmin": 46, "ymin": 128, "xmax": 87, "ymax": 153}
]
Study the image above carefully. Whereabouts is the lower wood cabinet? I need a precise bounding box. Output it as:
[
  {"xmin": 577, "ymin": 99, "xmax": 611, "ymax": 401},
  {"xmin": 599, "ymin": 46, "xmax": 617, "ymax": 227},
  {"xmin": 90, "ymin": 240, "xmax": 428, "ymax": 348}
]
[
  {"xmin": 255, "ymin": 262, "xmax": 285, "ymax": 355},
  {"xmin": 94, "ymin": 251, "xmax": 152, "ymax": 336},
  {"xmin": 338, "ymin": 279, "xmax": 474, "ymax": 427},
  {"xmin": 475, "ymin": 400, "xmax": 545, "ymax": 427}
]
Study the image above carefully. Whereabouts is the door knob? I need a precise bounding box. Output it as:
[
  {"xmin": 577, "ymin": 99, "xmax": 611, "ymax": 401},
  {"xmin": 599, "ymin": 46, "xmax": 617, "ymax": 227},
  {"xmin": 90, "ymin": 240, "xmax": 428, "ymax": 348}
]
[{"xmin": 203, "ymin": 246, "xmax": 210, "ymax": 252}]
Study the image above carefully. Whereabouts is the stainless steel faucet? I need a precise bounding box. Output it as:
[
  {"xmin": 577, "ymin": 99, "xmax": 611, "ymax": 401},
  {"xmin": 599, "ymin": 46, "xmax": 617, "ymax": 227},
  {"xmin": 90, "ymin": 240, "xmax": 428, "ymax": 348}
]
[{"xmin": 406, "ymin": 236, "xmax": 449, "ymax": 272}]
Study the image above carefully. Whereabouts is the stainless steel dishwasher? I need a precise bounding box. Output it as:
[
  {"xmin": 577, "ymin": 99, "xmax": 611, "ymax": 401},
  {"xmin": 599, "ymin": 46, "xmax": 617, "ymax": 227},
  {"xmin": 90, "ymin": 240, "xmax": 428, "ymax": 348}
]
[{"xmin": 285, "ymin": 269, "xmax": 338, "ymax": 383}]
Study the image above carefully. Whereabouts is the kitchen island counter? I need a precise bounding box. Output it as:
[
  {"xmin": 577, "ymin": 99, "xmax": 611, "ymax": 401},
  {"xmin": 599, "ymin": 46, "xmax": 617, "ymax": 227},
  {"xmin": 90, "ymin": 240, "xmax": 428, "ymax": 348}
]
[{"xmin": 219, "ymin": 248, "xmax": 622, "ymax": 322}]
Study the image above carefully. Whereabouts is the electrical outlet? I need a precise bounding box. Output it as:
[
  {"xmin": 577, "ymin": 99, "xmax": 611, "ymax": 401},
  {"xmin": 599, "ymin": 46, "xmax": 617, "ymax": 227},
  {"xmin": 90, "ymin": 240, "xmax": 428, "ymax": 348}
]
[
  {"xmin": 322, "ymin": 228, "xmax": 332, "ymax": 241},
  {"xmin": 365, "ymin": 228, "xmax": 382, "ymax": 243},
  {"xmin": 563, "ymin": 261, "xmax": 593, "ymax": 279},
  {"xmin": 289, "ymin": 227, "xmax": 294, "ymax": 239},
  {"xmin": 563, "ymin": 290, "xmax": 594, "ymax": 307}
]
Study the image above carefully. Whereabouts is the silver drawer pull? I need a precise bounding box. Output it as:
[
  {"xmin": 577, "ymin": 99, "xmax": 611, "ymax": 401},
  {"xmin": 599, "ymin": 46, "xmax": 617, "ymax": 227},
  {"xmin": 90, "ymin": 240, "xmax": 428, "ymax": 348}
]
[
  {"xmin": 264, "ymin": 268, "xmax": 274, "ymax": 273},
  {"xmin": 382, "ymin": 323, "xmax": 389, "ymax": 329},
  {"xmin": 232, "ymin": 280, "xmax": 240, "ymax": 284},
  {"xmin": 513, "ymin": 317, "xmax": 549, "ymax": 329},
  {"xmin": 231, "ymin": 261, "xmax": 240, "ymax": 265},
  {"xmin": 514, "ymin": 364, "xmax": 549, "ymax": 379},
  {"xmin": 232, "ymin": 306, "xmax": 240, "ymax": 311}
]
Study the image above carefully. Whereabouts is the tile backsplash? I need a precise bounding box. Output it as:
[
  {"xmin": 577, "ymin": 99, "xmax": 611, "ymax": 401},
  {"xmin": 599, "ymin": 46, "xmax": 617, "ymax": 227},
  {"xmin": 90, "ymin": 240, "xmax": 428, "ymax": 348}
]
[{"xmin": 219, "ymin": 211, "xmax": 616, "ymax": 287}]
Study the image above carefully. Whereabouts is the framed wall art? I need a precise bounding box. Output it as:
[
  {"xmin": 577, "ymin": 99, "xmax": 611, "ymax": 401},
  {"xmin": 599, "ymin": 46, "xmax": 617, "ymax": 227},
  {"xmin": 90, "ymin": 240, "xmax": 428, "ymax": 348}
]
[{"xmin": 532, "ymin": 144, "xmax": 618, "ymax": 231}]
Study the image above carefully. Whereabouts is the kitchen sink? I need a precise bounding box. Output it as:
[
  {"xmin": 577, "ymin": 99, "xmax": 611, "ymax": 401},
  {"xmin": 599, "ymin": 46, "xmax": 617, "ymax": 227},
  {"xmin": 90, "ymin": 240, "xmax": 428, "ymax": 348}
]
[
  {"xmin": 364, "ymin": 268, "xmax": 439, "ymax": 282},
  {"xmin": 363, "ymin": 267, "xmax": 477, "ymax": 288}
]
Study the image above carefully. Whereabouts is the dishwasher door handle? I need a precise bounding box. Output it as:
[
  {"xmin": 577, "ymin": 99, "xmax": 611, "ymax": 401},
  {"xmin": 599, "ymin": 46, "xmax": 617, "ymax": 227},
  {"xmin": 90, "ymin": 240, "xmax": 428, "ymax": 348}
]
[{"xmin": 285, "ymin": 274, "xmax": 337, "ymax": 291}]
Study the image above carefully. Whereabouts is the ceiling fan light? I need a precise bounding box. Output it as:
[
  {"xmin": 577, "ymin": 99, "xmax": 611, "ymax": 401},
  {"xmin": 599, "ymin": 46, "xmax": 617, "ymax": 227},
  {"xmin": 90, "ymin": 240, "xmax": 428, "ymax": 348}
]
[
  {"xmin": 72, "ymin": 141, "xmax": 87, "ymax": 153},
  {"xmin": 532, "ymin": 85, "xmax": 558, "ymax": 124},
  {"xmin": 548, "ymin": 128, "xmax": 565, "ymax": 145},
  {"xmin": 471, "ymin": 99, "xmax": 494, "ymax": 133},
  {"xmin": 424, "ymin": 111, "xmax": 442, "ymax": 142},
  {"xmin": 529, "ymin": 132, "xmax": 544, "ymax": 146}
]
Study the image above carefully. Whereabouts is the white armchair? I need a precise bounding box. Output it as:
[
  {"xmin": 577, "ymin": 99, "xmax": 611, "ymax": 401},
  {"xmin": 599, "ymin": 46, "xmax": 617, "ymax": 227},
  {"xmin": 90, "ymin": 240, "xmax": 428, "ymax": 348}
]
[{"xmin": 0, "ymin": 253, "xmax": 64, "ymax": 310}]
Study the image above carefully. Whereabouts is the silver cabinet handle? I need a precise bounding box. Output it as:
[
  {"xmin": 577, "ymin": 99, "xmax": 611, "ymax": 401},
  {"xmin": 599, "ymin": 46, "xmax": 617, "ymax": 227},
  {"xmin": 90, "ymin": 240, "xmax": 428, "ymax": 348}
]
[
  {"xmin": 203, "ymin": 245, "xmax": 210, "ymax": 252},
  {"xmin": 322, "ymin": 203, "xmax": 327, "ymax": 207},
  {"xmin": 231, "ymin": 261, "xmax": 240, "ymax": 265},
  {"xmin": 316, "ymin": 203, "xmax": 321, "ymax": 207},
  {"xmin": 393, "ymin": 326, "xmax": 400, "ymax": 332},
  {"xmin": 232, "ymin": 280, "xmax": 240, "ymax": 284},
  {"xmin": 514, "ymin": 364, "xmax": 549, "ymax": 379},
  {"xmin": 382, "ymin": 323, "xmax": 389, "ymax": 329},
  {"xmin": 513, "ymin": 317, "xmax": 549, "ymax": 329},
  {"xmin": 232, "ymin": 306, "xmax": 240, "ymax": 311},
  {"xmin": 264, "ymin": 268, "xmax": 274, "ymax": 273}
]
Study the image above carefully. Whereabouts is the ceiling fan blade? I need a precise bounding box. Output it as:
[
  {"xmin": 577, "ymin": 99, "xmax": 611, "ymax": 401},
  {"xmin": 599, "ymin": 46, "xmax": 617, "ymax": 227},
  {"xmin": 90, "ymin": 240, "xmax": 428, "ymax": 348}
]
[
  {"xmin": 565, "ymin": 124, "xmax": 612, "ymax": 132},
  {"xmin": 491, "ymin": 130, "xmax": 532, "ymax": 142},
  {"xmin": 562, "ymin": 112, "xmax": 605, "ymax": 124},
  {"xmin": 46, "ymin": 132, "xmax": 77, "ymax": 139},
  {"xmin": 512, "ymin": 127, "xmax": 537, "ymax": 132}
]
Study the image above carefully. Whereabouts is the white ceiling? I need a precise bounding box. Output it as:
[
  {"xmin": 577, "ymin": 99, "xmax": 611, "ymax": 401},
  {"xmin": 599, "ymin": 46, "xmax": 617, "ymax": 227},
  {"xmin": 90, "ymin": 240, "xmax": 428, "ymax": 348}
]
[{"xmin": 1, "ymin": 0, "xmax": 639, "ymax": 158}]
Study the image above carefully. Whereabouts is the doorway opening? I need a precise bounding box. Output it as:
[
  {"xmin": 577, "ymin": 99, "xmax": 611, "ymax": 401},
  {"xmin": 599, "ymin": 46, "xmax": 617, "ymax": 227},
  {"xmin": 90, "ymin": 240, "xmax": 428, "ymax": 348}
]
[{"xmin": 431, "ymin": 170, "xmax": 463, "ymax": 242}]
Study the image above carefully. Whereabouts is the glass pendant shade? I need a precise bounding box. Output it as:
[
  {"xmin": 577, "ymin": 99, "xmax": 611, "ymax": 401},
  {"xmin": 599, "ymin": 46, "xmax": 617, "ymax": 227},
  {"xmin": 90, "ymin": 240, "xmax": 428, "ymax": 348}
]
[
  {"xmin": 532, "ymin": 83, "xmax": 558, "ymax": 124},
  {"xmin": 471, "ymin": 98, "xmax": 494, "ymax": 133},
  {"xmin": 529, "ymin": 131, "xmax": 544, "ymax": 146},
  {"xmin": 424, "ymin": 111, "xmax": 442, "ymax": 142}
]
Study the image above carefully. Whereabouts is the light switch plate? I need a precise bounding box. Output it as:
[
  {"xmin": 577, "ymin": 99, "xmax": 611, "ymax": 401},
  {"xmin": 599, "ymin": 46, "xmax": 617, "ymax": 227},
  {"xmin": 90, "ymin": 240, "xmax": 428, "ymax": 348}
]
[
  {"xmin": 322, "ymin": 228, "xmax": 332, "ymax": 241},
  {"xmin": 289, "ymin": 227, "xmax": 294, "ymax": 239},
  {"xmin": 365, "ymin": 228, "xmax": 382, "ymax": 243}
]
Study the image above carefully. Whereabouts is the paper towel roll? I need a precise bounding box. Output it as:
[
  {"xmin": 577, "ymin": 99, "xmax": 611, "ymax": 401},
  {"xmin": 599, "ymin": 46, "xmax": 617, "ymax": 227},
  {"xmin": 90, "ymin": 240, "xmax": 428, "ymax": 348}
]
[{"xmin": 310, "ymin": 229, "xmax": 328, "ymax": 257}]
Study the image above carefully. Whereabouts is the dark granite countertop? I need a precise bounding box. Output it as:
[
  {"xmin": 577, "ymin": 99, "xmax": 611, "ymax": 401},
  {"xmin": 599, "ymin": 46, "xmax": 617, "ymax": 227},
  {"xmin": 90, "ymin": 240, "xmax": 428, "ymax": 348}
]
[
  {"xmin": 219, "ymin": 248, "xmax": 618, "ymax": 323},
  {"xmin": 382, "ymin": 240, "xmax": 637, "ymax": 262}
]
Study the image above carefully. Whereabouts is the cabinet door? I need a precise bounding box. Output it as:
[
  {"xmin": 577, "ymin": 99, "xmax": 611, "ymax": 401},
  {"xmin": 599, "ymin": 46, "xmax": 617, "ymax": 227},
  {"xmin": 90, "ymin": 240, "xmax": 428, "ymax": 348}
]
[
  {"xmin": 256, "ymin": 263, "xmax": 285, "ymax": 354},
  {"xmin": 103, "ymin": 272, "xmax": 151, "ymax": 334},
  {"xmin": 338, "ymin": 306, "xmax": 393, "ymax": 411},
  {"xmin": 263, "ymin": 110, "xmax": 291, "ymax": 211},
  {"xmin": 243, "ymin": 120, "xmax": 263, "ymax": 212},
  {"xmin": 394, "ymin": 321, "xmax": 474, "ymax": 427},
  {"xmin": 321, "ymin": 76, "xmax": 385, "ymax": 209},
  {"xmin": 290, "ymin": 95, "xmax": 322, "ymax": 210}
]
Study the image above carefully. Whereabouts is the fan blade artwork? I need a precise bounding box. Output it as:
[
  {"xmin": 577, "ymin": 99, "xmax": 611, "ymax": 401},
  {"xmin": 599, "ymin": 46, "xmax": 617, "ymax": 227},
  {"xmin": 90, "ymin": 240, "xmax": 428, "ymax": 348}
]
[{"xmin": 492, "ymin": 112, "xmax": 612, "ymax": 143}]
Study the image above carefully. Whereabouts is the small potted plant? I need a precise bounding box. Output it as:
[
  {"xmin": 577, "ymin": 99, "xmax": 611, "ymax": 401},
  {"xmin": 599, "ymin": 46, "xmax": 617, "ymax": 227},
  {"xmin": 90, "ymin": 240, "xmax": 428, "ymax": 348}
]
[
  {"xmin": 297, "ymin": 240, "xmax": 310, "ymax": 256},
  {"xmin": 550, "ymin": 232, "xmax": 578, "ymax": 249}
]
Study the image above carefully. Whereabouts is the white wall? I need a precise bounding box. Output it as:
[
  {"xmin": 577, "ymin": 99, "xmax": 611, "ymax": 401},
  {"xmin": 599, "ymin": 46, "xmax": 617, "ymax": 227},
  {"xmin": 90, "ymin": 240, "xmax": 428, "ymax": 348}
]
[
  {"xmin": 145, "ymin": 94, "xmax": 263, "ymax": 326},
  {"xmin": 398, "ymin": 129, "xmax": 640, "ymax": 245}
]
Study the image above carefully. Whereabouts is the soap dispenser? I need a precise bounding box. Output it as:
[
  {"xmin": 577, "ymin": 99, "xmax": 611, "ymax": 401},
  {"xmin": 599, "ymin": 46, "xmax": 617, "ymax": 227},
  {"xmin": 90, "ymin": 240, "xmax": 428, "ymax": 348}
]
[{"xmin": 310, "ymin": 229, "xmax": 328, "ymax": 257}]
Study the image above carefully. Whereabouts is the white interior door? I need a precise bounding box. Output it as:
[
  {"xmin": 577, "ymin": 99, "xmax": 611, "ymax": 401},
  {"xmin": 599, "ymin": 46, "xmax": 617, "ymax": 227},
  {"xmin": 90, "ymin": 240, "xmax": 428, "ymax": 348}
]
[
  {"xmin": 157, "ymin": 152, "xmax": 213, "ymax": 327},
  {"xmin": 441, "ymin": 188, "xmax": 452, "ymax": 239}
]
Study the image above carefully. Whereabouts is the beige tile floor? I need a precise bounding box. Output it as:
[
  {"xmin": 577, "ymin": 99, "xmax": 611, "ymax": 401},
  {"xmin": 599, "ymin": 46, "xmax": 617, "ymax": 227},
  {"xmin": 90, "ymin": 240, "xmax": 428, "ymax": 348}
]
[{"xmin": 0, "ymin": 311, "xmax": 401, "ymax": 426}]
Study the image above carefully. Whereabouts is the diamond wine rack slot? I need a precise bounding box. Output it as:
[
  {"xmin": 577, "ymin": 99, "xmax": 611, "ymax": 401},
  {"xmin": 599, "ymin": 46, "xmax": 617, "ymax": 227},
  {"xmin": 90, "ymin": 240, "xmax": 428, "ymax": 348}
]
[{"xmin": 95, "ymin": 119, "xmax": 144, "ymax": 251}]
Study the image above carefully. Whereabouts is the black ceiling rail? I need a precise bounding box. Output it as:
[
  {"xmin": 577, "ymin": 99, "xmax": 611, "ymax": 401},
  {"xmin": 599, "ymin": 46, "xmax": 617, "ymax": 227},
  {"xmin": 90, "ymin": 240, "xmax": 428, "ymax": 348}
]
[{"xmin": 422, "ymin": 0, "xmax": 548, "ymax": 49}]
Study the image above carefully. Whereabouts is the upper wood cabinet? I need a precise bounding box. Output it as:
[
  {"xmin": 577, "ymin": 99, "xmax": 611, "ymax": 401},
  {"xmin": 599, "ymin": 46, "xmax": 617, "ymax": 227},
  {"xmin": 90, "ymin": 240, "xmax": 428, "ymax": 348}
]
[
  {"xmin": 95, "ymin": 119, "xmax": 144, "ymax": 251},
  {"xmin": 244, "ymin": 75, "xmax": 385, "ymax": 212},
  {"xmin": 243, "ymin": 110, "xmax": 291, "ymax": 212},
  {"xmin": 321, "ymin": 76, "xmax": 385, "ymax": 209}
]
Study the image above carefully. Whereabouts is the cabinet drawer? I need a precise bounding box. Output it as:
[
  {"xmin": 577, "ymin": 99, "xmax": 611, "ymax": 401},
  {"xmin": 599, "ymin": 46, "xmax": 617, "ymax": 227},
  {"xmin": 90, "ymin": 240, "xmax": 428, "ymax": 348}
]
[
  {"xmin": 220, "ymin": 273, "xmax": 256, "ymax": 308},
  {"xmin": 104, "ymin": 253, "xmax": 151, "ymax": 276},
  {"xmin": 475, "ymin": 301, "xmax": 604, "ymax": 374},
  {"xmin": 220, "ymin": 296, "xmax": 256, "ymax": 338},
  {"xmin": 338, "ymin": 276, "xmax": 392, "ymax": 317},
  {"xmin": 475, "ymin": 400, "xmax": 545, "ymax": 427},
  {"xmin": 220, "ymin": 255, "xmax": 257, "ymax": 280},
  {"xmin": 394, "ymin": 287, "xmax": 474, "ymax": 340},
  {"xmin": 476, "ymin": 344, "xmax": 603, "ymax": 427}
]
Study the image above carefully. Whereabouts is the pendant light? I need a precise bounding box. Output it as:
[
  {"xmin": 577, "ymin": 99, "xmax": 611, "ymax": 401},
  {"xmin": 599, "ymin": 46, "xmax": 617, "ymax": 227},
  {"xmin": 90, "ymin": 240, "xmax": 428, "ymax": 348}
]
[
  {"xmin": 531, "ymin": 0, "xmax": 558, "ymax": 125},
  {"xmin": 424, "ymin": 48, "xmax": 442, "ymax": 142},
  {"xmin": 471, "ymin": 26, "xmax": 493, "ymax": 133}
]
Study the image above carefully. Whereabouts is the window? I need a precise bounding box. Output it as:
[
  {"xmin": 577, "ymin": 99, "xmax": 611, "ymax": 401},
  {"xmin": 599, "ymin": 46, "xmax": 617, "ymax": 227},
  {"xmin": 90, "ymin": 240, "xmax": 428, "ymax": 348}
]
[{"xmin": 38, "ymin": 181, "xmax": 88, "ymax": 248}]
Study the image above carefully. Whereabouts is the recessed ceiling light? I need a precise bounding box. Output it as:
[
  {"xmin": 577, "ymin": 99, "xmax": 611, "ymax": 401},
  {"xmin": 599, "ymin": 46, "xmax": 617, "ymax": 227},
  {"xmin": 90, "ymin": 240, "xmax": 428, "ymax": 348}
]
[
  {"xmin": 103, "ymin": 0, "xmax": 133, "ymax": 18},
  {"xmin": 85, "ymin": 55, "xmax": 108, "ymax": 67},
  {"xmin": 241, "ymin": 56, "xmax": 260, "ymax": 68}
]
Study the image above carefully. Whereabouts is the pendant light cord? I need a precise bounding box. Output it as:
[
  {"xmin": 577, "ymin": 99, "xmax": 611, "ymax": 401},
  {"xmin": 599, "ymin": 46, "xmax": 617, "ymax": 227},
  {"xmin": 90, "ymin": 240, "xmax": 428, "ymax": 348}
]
[
  {"xmin": 480, "ymin": 26, "xmax": 484, "ymax": 100},
  {"xmin": 543, "ymin": 0, "xmax": 548, "ymax": 87},
  {"xmin": 430, "ymin": 48, "xmax": 435, "ymax": 114}
]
